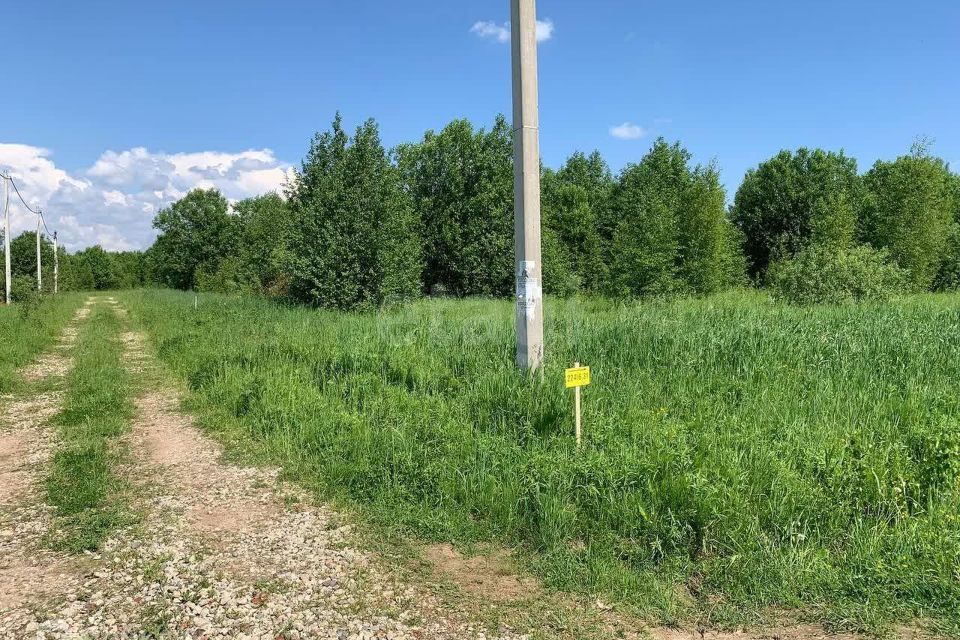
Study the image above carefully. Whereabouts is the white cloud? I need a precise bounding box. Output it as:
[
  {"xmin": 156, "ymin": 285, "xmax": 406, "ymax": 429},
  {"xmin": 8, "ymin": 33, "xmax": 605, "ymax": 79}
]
[
  {"xmin": 471, "ymin": 21, "xmax": 510, "ymax": 43},
  {"xmin": 0, "ymin": 144, "xmax": 291, "ymax": 252},
  {"xmin": 536, "ymin": 19, "xmax": 555, "ymax": 42},
  {"xmin": 609, "ymin": 122, "xmax": 649, "ymax": 140},
  {"xmin": 471, "ymin": 19, "xmax": 554, "ymax": 43}
]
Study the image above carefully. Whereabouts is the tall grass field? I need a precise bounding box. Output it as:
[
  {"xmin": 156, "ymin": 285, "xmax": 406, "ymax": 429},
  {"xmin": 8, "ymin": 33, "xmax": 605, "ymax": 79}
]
[
  {"xmin": 120, "ymin": 289, "xmax": 960, "ymax": 632},
  {"xmin": 0, "ymin": 295, "xmax": 83, "ymax": 392}
]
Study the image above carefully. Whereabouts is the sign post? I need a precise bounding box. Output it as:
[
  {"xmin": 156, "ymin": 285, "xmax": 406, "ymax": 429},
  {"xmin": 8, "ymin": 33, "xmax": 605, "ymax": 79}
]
[{"xmin": 565, "ymin": 363, "xmax": 591, "ymax": 447}]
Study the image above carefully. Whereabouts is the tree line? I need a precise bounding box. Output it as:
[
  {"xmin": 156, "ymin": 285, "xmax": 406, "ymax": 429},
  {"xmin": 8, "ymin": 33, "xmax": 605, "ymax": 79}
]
[
  {"xmin": 0, "ymin": 234, "xmax": 147, "ymax": 302},
  {"xmin": 6, "ymin": 116, "xmax": 958, "ymax": 307},
  {"xmin": 146, "ymin": 115, "xmax": 750, "ymax": 308}
]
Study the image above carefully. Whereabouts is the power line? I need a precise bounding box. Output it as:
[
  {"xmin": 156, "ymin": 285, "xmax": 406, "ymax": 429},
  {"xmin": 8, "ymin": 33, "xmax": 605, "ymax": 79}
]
[
  {"xmin": 1, "ymin": 173, "xmax": 40, "ymax": 214},
  {"xmin": 1, "ymin": 172, "xmax": 53, "ymax": 237},
  {"xmin": 1, "ymin": 172, "xmax": 62, "ymax": 299}
]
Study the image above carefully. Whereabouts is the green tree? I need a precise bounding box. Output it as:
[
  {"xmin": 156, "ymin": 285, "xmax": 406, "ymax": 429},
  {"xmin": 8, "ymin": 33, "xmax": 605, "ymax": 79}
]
[
  {"xmin": 111, "ymin": 251, "xmax": 147, "ymax": 289},
  {"xmin": 1, "ymin": 231, "xmax": 55, "ymax": 294},
  {"xmin": 288, "ymin": 115, "xmax": 421, "ymax": 310},
  {"xmin": 541, "ymin": 151, "xmax": 614, "ymax": 294},
  {"xmin": 930, "ymin": 171, "xmax": 960, "ymax": 290},
  {"xmin": 862, "ymin": 142, "xmax": 956, "ymax": 291},
  {"xmin": 149, "ymin": 189, "xmax": 239, "ymax": 290},
  {"xmin": 731, "ymin": 149, "xmax": 862, "ymax": 280},
  {"xmin": 396, "ymin": 117, "xmax": 513, "ymax": 297},
  {"xmin": 678, "ymin": 165, "xmax": 745, "ymax": 294},
  {"xmin": 604, "ymin": 139, "xmax": 741, "ymax": 297},
  {"xmin": 61, "ymin": 252, "xmax": 95, "ymax": 291},
  {"xmin": 605, "ymin": 140, "xmax": 688, "ymax": 297},
  {"xmin": 233, "ymin": 193, "xmax": 294, "ymax": 297},
  {"xmin": 73, "ymin": 246, "xmax": 119, "ymax": 290}
]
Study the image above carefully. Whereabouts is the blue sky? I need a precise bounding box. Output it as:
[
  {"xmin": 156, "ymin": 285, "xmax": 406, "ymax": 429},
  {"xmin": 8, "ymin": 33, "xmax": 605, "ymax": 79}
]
[{"xmin": 1, "ymin": 0, "xmax": 958, "ymax": 250}]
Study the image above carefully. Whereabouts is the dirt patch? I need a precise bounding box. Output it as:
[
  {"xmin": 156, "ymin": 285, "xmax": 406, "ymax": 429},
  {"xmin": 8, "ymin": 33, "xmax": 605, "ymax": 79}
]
[
  {"xmin": 645, "ymin": 624, "xmax": 863, "ymax": 640},
  {"xmin": 0, "ymin": 302, "xmax": 94, "ymax": 625},
  {"xmin": 118, "ymin": 331, "xmax": 149, "ymax": 373},
  {"xmin": 424, "ymin": 543, "xmax": 540, "ymax": 603},
  {"xmin": 0, "ymin": 393, "xmax": 73, "ymax": 617},
  {"xmin": 20, "ymin": 354, "xmax": 73, "ymax": 382},
  {"xmin": 0, "ymin": 557, "xmax": 84, "ymax": 612},
  {"xmin": 18, "ymin": 305, "xmax": 91, "ymax": 379},
  {"xmin": 131, "ymin": 389, "xmax": 282, "ymax": 537},
  {"xmin": 0, "ymin": 433, "xmax": 29, "ymax": 507},
  {"xmin": 135, "ymin": 391, "xmax": 201, "ymax": 467},
  {"xmin": 0, "ymin": 394, "xmax": 62, "ymax": 433},
  {"xmin": 188, "ymin": 502, "xmax": 282, "ymax": 536}
]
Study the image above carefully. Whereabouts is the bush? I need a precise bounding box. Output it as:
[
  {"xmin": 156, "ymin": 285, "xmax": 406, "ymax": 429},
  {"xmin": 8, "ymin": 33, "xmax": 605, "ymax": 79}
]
[
  {"xmin": 11, "ymin": 275, "xmax": 40, "ymax": 307},
  {"xmin": 770, "ymin": 244, "xmax": 909, "ymax": 305}
]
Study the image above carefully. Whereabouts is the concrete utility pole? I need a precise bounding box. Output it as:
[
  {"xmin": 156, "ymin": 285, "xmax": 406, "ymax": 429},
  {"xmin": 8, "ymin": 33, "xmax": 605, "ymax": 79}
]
[
  {"xmin": 3, "ymin": 176, "xmax": 10, "ymax": 305},
  {"xmin": 53, "ymin": 231, "xmax": 58, "ymax": 295},
  {"xmin": 511, "ymin": 0, "xmax": 545, "ymax": 371},
  {"xmin": 36, "ymin": 211, "xmax": 42, "ymax": 292}
]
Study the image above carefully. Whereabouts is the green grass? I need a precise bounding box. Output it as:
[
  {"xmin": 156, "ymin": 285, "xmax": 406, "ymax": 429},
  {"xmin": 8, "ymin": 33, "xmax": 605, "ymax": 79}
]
[
  {"xmin": 0, "ymin": 294, "xmax": 83, "ymax": 392},
  {"xmin": 119, "ymin": 289, "xmax": 960, "ymax": 633},
  {"xmin": 47, "ymin": 302, "xmax": 135, "ymax": 552}
]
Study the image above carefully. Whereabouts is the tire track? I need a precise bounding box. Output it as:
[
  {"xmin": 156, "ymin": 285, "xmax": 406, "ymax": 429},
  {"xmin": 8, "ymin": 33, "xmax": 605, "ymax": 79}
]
[
  {"xmin": 0, "ymin": 301, "xmax": 96, "ymax": 634},
  {"xmin": 13, "ymin": 304, "xmax": 526, "ymax": 638}
]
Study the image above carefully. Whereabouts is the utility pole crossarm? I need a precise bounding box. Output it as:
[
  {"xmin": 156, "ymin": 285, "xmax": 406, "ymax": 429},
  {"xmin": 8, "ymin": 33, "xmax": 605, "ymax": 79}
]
[{"xmin": 511, "ymin": 0, "xmax": 545, "ymax": 371}]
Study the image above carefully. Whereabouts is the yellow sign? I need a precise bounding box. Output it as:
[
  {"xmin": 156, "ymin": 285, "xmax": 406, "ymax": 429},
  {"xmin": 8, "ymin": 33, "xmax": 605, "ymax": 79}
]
[{"xmin": 565, "ymin": 366, "xmax": 591, "ymax": 389}]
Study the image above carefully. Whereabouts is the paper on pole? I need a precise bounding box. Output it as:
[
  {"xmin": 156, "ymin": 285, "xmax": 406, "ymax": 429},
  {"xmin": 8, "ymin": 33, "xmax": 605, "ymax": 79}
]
[{"xmin": 516, "ymin": 260, "xmax": 542, "ymax": 322}]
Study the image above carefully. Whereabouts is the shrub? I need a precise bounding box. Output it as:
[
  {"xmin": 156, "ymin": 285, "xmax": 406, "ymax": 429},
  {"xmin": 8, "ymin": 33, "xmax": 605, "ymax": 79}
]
[
  {"xmin": 769, "ymin": 244, "xmax": 909, "ymax": 305},
  {"xmin": 11, "ymin": 275, "xmax": 40, "ymax": 307}
]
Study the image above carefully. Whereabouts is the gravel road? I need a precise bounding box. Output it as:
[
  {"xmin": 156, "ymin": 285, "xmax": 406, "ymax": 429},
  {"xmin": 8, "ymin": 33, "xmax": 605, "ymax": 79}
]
[{"xmin": 1, "ymin": 299, "xmax": 527, "ymax": 639}]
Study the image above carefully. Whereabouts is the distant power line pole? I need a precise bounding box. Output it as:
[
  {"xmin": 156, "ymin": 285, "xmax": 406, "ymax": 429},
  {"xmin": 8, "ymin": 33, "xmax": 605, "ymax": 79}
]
[
  {"xmin": 511, "ymin": 0, "xmax": 545, "ymax": 372},
  {"xmin": 36, "ymin": 210, "xmax": 42, "ymax": 292},
  {"xmin": 53, "ymin": 231, "xmax": 59, "ymax": 295},
  {"xmin": 3, "ymin": 176, "xmax": 10, "ymax": 305}
]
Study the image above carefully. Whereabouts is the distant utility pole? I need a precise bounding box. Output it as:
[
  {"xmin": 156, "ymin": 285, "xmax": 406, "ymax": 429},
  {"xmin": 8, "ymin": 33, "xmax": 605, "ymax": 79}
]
[
  {"xmin": 53, "ymin": 231, "xmax": 59, "ymax": 295},
  {"xmin": 511, "ymin": 0, "xmax": 545, "ymax": 372},
  {"xmin": 3, "ymin": 176, "xmax": 10, "ymax": 305},
  {"xmin": 36, "ymin": 210, "xmax": 42, "ymax": 292}
]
